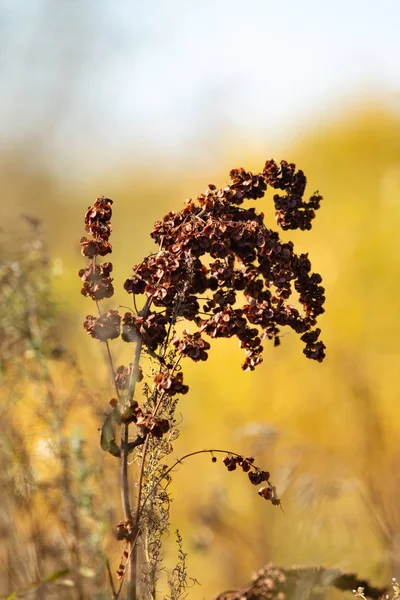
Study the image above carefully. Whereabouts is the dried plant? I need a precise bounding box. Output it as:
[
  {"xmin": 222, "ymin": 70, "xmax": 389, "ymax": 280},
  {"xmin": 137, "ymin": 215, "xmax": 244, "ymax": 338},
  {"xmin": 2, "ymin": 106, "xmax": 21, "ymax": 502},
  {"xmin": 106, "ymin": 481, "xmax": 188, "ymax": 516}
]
[
  {"xmin": 78, "ymin": 159, "xmax": 326, "ymax": 599},
  {"xmin": 216, "ymin": 563, "xmax": 387, "ymax": 600},
  {"xmin": 166, "ymin": 530, "xmax": 198, "ymax": 600},
  {"xmin": 354, "ymin": 577, "xmax": 398, "ymax": 600}
]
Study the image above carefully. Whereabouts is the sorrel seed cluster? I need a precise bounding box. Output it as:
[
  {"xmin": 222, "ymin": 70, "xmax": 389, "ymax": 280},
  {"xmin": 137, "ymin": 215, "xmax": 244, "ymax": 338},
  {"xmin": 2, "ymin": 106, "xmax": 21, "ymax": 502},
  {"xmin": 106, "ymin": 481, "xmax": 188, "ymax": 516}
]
[
  {"xmin": 79, "ymin": 159, "xmax": 325, "ymax": 504},
  {"xmin": 80, "ymin": 159, "xmax": 325, "ymax": 365}
]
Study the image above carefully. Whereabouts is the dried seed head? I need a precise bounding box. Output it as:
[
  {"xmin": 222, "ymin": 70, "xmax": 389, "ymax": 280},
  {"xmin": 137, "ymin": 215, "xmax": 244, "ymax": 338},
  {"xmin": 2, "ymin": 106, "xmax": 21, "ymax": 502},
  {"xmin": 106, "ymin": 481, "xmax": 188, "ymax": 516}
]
[
  {"xmin": 132, "ymin": 160, "xmax": 325, "ymax": 367},
  {"xmin": 154, "ymin": 372, "xmax": 189, "ymax": 396},
  {"xmin": 80, "ymin": 160, "xmax": 326, "ymax": 367},
  {"xmin": 83, "ymin": 310, "xmax": 121, "ymax": 341}
]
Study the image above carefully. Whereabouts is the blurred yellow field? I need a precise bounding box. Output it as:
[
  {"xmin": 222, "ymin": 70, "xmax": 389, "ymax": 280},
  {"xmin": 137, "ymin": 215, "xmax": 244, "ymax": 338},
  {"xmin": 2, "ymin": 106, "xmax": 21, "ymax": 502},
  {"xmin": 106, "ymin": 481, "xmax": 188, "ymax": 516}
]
[{"xmin": 2, "ymin": 103, "xmax": 400, "ymax": 599}]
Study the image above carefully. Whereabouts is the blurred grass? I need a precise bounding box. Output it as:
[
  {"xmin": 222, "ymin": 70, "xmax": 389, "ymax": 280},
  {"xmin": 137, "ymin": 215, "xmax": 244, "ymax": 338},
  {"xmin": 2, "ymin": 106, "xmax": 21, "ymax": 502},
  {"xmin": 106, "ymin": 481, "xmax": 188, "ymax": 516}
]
[{"xmin": 1, "ymin": 100, "xmax": 400, "ymax": 598}]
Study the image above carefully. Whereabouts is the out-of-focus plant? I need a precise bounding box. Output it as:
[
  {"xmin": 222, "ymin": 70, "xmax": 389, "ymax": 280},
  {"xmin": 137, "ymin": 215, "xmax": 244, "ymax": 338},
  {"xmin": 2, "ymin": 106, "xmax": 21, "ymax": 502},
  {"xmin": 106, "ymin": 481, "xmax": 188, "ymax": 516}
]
[
  {"xmin": 354, "ymin": 577, "xmax": 400, "ymax": 600},
  {"xmin": 0, "ymin": 218, "xmax": 115, "ymax": 599},
  {"xmin": 215, "ymin": 563, "xmax": 387, "ymax": 600},
  {"xmin": 79, "ymin": 159, "xmax": 326, "ymax": 599}
]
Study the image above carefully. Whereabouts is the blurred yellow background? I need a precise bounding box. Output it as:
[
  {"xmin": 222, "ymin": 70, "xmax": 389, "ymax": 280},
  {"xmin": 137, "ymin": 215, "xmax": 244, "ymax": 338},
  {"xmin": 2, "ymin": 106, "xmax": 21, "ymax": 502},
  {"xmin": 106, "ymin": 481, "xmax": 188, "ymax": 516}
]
[{"xmin": 1, "ymin": 1, "xmax": 400, "ymax": 598}]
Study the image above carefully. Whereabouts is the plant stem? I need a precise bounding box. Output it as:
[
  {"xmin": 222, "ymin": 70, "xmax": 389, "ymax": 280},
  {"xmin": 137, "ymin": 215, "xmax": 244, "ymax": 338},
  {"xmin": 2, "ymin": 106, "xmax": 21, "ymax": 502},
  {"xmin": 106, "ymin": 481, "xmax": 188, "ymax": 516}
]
[
  {"xmin": 120, "ymin": 333, "xmax": 143, "ymax": 600},
  {"xmin": 130, "ymin": 434, "xmax": 150, "ymax": 600},
  {"xmin": 120, "ymin": 422, "xmax": 136, "ymax": 600},
  {"xmin": 105, "ymin": 558, "xmax": 117, "ymax": 599},
  {"xmin": 95, "ymin": 298, "xmax": 119, "ymax": 396},
  {"xmin": 120, "ymin": 296, "xmax": 155, "ymax": 600},
  {"xmin": 128, "ymin": 355, "xmax": 181, "ymax": 596},
  {"xmin": 129, "ymin": 387, "xmax": 168, "ymax": 598}
]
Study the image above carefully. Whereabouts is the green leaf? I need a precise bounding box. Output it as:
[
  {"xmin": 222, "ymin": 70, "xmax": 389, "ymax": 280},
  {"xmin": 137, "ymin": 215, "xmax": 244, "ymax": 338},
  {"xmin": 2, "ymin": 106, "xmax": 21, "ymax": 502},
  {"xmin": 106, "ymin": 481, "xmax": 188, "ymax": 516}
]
[
  {"xmin": 5, "ymin": 569, "xmax": 70, "ymax": 599},
  {"xmin": 42, "ymin": 569, "xmax": 70, "ymax": 583},
  {"xmin": 100, "ymin": 406, "xmax": 121, "ymax": 457}
]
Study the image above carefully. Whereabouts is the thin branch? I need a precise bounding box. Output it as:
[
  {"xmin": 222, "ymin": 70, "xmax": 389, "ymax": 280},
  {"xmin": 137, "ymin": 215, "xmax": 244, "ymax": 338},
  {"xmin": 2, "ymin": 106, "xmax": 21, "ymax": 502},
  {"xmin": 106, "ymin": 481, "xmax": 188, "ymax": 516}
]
[
  {"xmin": 136, "ymin": 448, "xmax": 270, "ymax": 527},
  {"xmin": 105, "ymin": 557, "xmax": 117, "ymax": 599},
  {"xmin": 115, "ymin": 532, "xmax": 141, "ymax": 598},
  {"xmin": 95, "ymin": 297, "xmax": 120, "ymax": 400},
  {"xmin": 127, "ymin": 297, "xmax": 152, "ymax": 406}
]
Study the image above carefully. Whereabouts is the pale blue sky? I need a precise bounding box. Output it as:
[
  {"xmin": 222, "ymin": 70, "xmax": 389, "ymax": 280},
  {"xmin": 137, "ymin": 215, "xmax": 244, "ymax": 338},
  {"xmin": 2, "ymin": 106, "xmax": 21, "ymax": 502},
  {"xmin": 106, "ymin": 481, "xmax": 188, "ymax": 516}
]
[{"xmin": 1, "ymin": 0, "xmax": 399, "ymax": 170}]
